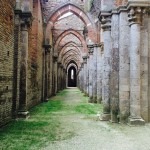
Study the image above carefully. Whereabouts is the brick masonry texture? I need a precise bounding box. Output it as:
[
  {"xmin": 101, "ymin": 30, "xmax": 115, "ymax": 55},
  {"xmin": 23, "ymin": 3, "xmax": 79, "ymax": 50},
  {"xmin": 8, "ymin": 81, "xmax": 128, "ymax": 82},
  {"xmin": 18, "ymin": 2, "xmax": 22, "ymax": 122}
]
[{"xmin": 0, "ymin": 0, "xmax": 15, "ymax": 126}]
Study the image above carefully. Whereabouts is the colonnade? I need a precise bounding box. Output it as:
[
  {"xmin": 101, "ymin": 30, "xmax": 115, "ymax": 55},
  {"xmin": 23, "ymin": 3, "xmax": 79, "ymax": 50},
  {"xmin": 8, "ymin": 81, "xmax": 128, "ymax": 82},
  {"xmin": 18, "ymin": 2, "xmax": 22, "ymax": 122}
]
[{"xmin": 78, "ymin": 2, "xmax": 150, "ymax": 125}]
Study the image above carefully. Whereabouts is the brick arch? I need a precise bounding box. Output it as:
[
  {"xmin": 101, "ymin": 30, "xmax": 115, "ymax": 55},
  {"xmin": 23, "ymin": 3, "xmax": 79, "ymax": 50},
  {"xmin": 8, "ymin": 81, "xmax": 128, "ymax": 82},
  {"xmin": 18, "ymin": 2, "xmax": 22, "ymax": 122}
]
[
  {"xmin": 67, "ymin": 63, "xmax": 78, "ymax": 73},
  {"xmin": 48, "ymin": 3, "xmax": 91, "ymax": 25},
  {"xmin": 54, "ymin": 29, "xmax": 88, "ymax": 54},
  {"xmin": 63, "ymin": 53, "xmax": 80, "ymax": 64},
  {"xmin": 58, "ymin": 42, "xmax": 82, "ymax": 62},
  {"xmin": 64, "ymin": 56, "xmax": 80, "ymax": 68},
  {"xmin": 62, "ymin": 50, "xmax": 81, "ymax": 64},
  {"xmin": 45, "ymin": 3, "xmax": 98, "ymax": 44}
]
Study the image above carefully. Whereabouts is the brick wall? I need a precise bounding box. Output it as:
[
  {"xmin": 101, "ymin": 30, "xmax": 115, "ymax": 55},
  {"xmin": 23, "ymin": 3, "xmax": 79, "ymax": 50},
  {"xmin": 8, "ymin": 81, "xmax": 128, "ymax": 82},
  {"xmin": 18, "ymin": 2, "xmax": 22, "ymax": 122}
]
[
  {"xmin": 0, "ymin": 0, "xmax": 15, "ymax": 126},
  {"xmin": 114, "ymin": 0, "xmax": 128, "ymax": 6}
]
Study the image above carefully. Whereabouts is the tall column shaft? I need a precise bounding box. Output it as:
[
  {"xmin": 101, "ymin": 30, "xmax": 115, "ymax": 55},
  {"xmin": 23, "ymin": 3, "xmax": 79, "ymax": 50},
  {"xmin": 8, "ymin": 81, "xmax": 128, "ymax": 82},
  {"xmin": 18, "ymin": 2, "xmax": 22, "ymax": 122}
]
[
  {"xmin": 119, "ymin": 11, "xmax": 130, "ymax": 123},
  {"xmin": 83, "ymin": 56, "xmax": 87, "ymax": 95},
  {"xmin": 88, "ymin": 46, "xmax": 94, "ymax": 102},
  {"xmin": 92, "ymin": 46, "xmax": 97, "ymax": 103},
  {"xmin": 18, "ymin": 24, "xmax": 29, "ymax": 117},
  {"xmin": 97, "ymin": 45, "xmax": 102, "ymax": 103},
  {"xmin": 128, "ymin": 7, "xmax": 145, "ymax": 125},
  {"xmin": 99, "ymin": 13, "xmax": 111, "ymax": 121},
  {"xmin": 110, "ymin": 13, "xmax": 119, "ymax": 123}
]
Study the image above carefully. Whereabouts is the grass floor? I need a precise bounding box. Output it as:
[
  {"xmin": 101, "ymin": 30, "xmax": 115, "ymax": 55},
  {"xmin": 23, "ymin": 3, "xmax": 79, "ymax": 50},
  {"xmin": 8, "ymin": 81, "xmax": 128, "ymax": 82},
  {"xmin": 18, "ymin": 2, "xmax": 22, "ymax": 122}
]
[{"xmin": 0, "ymin": 88, "xmax": 102, "ymax": 150}]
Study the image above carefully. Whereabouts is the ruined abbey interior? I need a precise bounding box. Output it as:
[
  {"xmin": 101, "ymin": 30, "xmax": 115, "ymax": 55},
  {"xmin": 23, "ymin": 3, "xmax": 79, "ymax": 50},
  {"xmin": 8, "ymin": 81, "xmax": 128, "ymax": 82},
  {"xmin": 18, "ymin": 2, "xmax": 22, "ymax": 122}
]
[{"xmin": 1, "ymin": 0, "xmax": 150, "ymax": 128}]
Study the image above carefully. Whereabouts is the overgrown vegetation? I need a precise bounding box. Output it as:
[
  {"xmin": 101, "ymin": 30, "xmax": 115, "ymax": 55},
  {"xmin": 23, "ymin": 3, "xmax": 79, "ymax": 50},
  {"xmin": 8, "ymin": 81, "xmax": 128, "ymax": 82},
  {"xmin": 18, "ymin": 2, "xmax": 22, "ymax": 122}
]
[{"xmin": 0, "ymin": 88, "xmax": 103, "ymax": 150}]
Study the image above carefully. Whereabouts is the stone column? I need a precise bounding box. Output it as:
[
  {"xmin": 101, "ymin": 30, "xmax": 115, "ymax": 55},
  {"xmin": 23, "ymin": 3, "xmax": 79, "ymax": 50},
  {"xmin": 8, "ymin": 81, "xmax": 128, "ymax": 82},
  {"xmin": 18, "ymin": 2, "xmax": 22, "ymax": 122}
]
[
  {"xmin": 128, "ymin": 7, "xmax": 145, "ymax": 125},
  {"xmin": 18, "ymin": 12, "xmax": 32, "ymax": 118},
  {"xmin": 88, "ymin": 45, "xmax": 94, "ymax": 102},
  {"xmin": 110, "ymin": 11, "xmax": 119, "ymax": 123},
  {"xmin": 141, "ymin": 13, "xmax": 149, "ymax": 122},
  {"xmin": 83, "ymin": 56, "xmax": 88, "ymax": 95},
  {"xmin": 57, "ymin": 62, "xmax": 61, "ymax": 91},
  {"xmin": 119, "ymin": 10, "xmax": 130, "ymax": 123},
  {"xmin": 86, "ymin": 56, "xmax": 89, "ymax": 96},
  {"xmin": 42, "ymin": 44, "xmax": 51, "ymax": 101},
  {"xmin": 44, "ymin": 48, "xmax": 49, "ymax": 101},
  {"xmin": 92, "ymin": 45, "xmax": 98, "ymax": 103},
  {"xmin": 80, "ymin": 64, "xmax": 84, "ymax": 92},
  {"xmin": 53, "ymin": 55, "xmax": 58, "ymax": 95},
  {"xmin": 63, "ymin": 67, "xmax": 66, "ymax": 89},
  {"xmin": 97, "ymin": 44, "xmax": 103, "ymax": 103},
  {"xmin": 99, "ymin": 12, "xmax": 111, "ymax": 121},
  {"xmin": 60, "ymin": 64, "xmax": 64, "ymax": 90},
  {"xmin": 12, "ymin": 5, "xmax": 22, "ymax": 118},
  {"xmin": 78, "ymin": 68, "xmax": 81, "ymax": 89}
]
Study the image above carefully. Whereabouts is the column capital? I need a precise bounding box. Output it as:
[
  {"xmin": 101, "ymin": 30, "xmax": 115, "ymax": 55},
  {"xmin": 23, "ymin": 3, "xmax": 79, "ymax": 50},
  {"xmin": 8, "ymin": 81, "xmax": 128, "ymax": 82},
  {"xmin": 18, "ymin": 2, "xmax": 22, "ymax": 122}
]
[
  {"xmin": 21, "ymin": 11, "xmax": 33, "ymax": 28},
  {"xmin": 57, "ymin": 61, "xmax": 62, "ymax": 66},
  {"xmin": 43, "ymin": 44, "xmax": 51, "ymax": 54},
  {"xmin": 53, "ymin": 55, "xmax": 58, "ymax": 63},
  {"xmin": 128, "ymin": 7, "xmax": 144, "ymax": 26},
  {"xmin": 87, "ymin": 45, "xmax": 94, "ymax": 55},
  {"xmin": 98, "ymin": 11, "xmax": 111, "ymax": 31},
  {"xmin": 82, "ymin": 56, "xmax": 88, "ymax": 64}
]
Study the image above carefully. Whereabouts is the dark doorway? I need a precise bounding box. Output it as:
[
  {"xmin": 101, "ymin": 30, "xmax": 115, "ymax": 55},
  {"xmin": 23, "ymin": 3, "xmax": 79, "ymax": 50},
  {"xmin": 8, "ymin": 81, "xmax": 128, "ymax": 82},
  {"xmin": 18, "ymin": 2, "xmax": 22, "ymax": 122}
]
[{"xmin": 68, "ymin": 66, "xmax": 77, "ymax": 87}]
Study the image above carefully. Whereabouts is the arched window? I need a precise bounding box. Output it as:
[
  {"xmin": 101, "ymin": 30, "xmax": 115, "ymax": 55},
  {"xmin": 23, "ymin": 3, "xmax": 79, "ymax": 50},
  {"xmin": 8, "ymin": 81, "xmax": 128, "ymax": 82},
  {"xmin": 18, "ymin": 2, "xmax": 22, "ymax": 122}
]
[{"xmin": 71, "ymin": 69, "xmax": 74, "ymax": 80}]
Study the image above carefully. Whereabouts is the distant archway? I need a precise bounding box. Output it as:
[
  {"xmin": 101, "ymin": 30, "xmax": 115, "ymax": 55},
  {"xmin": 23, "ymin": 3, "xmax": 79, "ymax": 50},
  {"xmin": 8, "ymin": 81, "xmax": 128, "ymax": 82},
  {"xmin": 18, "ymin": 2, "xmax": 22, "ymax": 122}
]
[{"xmin": 68, "ymin": 66, "xmax": 77, "ymax": 87}]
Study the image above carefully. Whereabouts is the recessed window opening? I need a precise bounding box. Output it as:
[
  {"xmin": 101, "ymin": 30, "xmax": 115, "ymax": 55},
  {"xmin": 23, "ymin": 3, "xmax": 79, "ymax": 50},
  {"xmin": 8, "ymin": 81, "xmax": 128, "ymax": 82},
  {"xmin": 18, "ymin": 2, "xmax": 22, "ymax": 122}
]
[{"xmin": 71, "ymin": 69, "xmax": 74, "ymax": 80}]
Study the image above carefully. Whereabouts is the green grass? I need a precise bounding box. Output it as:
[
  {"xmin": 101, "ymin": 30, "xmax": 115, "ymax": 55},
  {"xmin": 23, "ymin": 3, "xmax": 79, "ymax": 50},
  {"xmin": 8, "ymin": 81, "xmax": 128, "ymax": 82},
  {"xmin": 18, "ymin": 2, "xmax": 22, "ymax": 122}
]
[
  {"xmin": 0, "ymin": 88, "xmax": 103, "ymax": 150},
  {"xmin": 75, "ymin": 103, "xmax": 102, "ymax": 114}
]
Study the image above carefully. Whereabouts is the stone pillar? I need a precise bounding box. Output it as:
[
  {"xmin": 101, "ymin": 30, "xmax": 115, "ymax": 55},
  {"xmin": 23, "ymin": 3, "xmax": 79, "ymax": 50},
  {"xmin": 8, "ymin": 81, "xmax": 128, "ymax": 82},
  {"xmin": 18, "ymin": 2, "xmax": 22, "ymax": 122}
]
[
  {"xmin": 110, "ymin": 11, "xmax": 119, "ymax": 123},
  {"xmin": 128, "ymin": 7, "xmax": 145, "ymax": 125},
  {"xmin": 80, "ymin": 64, "xmax": 84, "ymax": 92},
  {"xmin": 99, "ymin": 12, "xmax": 111, "ymax": 121},
  {"xmin": 12, "ymin": 6, "xmax": 22, "ymax": 118},
  {"xmin": 88, "ymin": 45, "xmax": 94, "ymax": 102},
  {"xmin": 78, "ymin": 68, "xmax": 81, "ymax": 89},
  {"xmin": 18, "ymin": 12, "xmax": 32, "ymax": 118},
  {"xmin": 60, "ymin": 64, "xmax": 64, "ymax": 90},
  {"xmin": 83, "ymin": 56, "xmax": 88, "ymax": 95},
  {"xmin": 86, "ymin": 56, "xmax": 89, "ymax": 96},
  {"xmin": 44, "ymin": 48, "xmax": 49, "ymax": 101},
  {"xmin": 119, "ymin": 10, "xmax": 130, "ymax": 123},
  {"xmin": 57, "ymin": 62, "xmax": 61, "ymax": 91},
  {"xmin": 92, "ymin": 45, "xmax": 98, "ymax": 103},
  {"xmin": 141, "ymin": 13, "xmax": 149, "ymax": 122},
  {"xmin": 42, "ymin": 44, "xmax": 51, "ymax": 101},
  {"xmin": 97, "ymin": 44, "xmax": 103, "ymax": 103},
  {"xmin": 53, "ymin": 55, "xmax": 58, "ymax": 95}
]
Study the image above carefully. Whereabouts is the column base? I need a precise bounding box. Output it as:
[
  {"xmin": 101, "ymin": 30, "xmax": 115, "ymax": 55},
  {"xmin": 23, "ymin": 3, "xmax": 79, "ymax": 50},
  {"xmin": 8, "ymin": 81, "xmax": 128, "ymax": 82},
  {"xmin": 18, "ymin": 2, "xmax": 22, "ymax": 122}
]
[
  {"xmin": 128, "ymin": 117, "xmax": 145, "ymax": 126},
  {"xmin": 100, "ymin": 113, "xmax": 111, "ymax": 121},
  {"xmin": 18, "ymin": 111, "xmax": 29, "ymax": 119},
  {"xmin": 110, "ymin": 114, "xmax": 118, "ymax": 123}
]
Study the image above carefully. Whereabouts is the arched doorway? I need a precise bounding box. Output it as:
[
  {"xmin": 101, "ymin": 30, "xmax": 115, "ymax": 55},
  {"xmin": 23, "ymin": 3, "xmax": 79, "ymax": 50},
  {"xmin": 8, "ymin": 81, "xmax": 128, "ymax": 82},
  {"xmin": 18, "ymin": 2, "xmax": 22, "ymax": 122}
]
[{"xmin": 68, "ymin": 66, "xmax": 77, "ymax": 87}]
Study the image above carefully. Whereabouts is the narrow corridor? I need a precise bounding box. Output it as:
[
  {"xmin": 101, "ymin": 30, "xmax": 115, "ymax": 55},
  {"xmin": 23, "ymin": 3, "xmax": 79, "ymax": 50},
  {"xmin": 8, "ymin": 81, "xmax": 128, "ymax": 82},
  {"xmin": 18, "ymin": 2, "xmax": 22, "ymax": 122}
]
[{"xmin": 1, "ymin": 88, "xmax": 150, "ymax": 150}]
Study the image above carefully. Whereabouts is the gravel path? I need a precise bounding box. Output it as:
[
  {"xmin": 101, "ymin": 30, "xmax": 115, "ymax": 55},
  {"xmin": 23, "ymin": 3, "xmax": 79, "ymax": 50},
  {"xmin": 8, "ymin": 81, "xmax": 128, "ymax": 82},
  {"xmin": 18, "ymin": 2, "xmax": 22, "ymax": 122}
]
[{"xmin": 44, "ymin": 88, "xmax": 150, "ymax": 150}]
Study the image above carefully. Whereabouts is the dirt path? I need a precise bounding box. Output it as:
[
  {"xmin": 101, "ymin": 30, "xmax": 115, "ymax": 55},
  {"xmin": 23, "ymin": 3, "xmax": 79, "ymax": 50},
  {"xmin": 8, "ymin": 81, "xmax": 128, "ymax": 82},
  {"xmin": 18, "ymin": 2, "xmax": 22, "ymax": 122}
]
[{"xmin": 44, "ymin": 88, "xmax": 150, "ymax": 150}]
